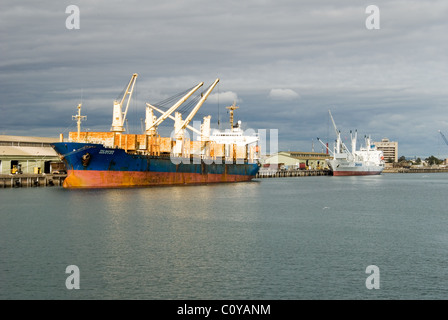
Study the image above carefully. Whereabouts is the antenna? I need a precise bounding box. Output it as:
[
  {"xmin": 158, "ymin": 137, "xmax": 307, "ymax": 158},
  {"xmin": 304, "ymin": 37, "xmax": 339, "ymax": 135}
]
[{"xmin": 217, "ymin": 81, "xmax": 220, "ymax": 129}]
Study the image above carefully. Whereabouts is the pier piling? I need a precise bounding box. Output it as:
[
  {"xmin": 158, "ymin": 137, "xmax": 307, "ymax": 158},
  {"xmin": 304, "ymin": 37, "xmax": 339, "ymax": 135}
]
[
  {"xmin": 256, "ymin": 169, "xmax": 331, "ymax": 178},
  {"xmin": 0, "ymin": 174, "xmax": 66, "ymax": 188}
]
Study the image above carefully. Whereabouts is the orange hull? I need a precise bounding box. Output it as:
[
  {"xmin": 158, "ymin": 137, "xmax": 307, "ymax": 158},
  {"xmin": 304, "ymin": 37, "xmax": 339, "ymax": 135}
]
[{"xmin": 63, "ymin": 170, "xmax": 256, "ymax": 188}]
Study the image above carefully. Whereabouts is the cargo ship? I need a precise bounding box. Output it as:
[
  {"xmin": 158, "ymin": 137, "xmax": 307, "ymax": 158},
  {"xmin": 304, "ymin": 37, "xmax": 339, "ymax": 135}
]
[
  {"xmin": 52, "ymin": 74, "xmax": 260, "ymax": 188},
  {"xmin": 318, "ymin": 110, "xmax": 384, "ymax": 176}
]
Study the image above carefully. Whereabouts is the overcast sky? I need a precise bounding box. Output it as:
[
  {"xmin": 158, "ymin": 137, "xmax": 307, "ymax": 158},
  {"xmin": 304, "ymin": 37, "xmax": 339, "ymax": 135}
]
[{"xmin": 1, "ymin": 0, "xmax": 448, "ymax": 158}]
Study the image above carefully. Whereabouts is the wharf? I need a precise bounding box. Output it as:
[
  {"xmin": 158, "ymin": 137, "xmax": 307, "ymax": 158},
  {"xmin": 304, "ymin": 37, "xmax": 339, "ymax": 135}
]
[
  {"xmin": 0, "ymin": 174, "xmax": 66, "ymax": 188},
  {"xmin": 383, "ymin": 168, "xmax": 448, "ymax": 173},
  {"xmin": 256, "ymin": 169, "xmax": 331, "ymax": 178}
]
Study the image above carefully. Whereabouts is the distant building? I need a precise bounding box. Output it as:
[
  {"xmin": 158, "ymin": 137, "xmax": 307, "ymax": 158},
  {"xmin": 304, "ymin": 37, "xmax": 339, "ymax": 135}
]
[
  {"xmin": 0, "ymin": 135, "xmax": 63, "ymax": 174},
  {"xmin": 373, "ymin": 138, "xmax": 398, "ymax": 163},
  {"xmin": 262, "ymin": 151, "xmax": 331, "ymax": 170}
]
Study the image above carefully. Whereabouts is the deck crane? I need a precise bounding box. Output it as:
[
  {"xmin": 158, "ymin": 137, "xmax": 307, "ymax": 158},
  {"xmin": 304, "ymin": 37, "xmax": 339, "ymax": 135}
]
[
  {"xmin": 328, "ymin": 110, "xmax": 352, "ymax": 157},
  {"xmin": 144, "ymin": 81, "xmax": 204, "ymax": 135},
  {"xmin": 145, "ymin": 103, "xmax": 202, "ymax": 135},
  {"xmin": 439, "ymin": 130, "xmax": 448, "ymax": 148},
  {"xmin": 317, "ymin": 137, "xmax": 333, "ymax": 156},
  {"xmin": 175, "ymin": 78, "xmax": 220, "ymax": 136},
  {"xmin": 111, "ymin": 73, "xmax": 138, "ymax": 132},
  {"xmin": 169, "ymin": 79, "xmax": 219, "ymax": 157}
]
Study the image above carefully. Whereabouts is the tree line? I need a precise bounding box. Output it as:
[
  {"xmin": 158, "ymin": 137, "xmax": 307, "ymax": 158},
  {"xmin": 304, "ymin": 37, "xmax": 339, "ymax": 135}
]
[{"xmin": 396, "ymin": 155, "xmax": 444, "ymax": 166}]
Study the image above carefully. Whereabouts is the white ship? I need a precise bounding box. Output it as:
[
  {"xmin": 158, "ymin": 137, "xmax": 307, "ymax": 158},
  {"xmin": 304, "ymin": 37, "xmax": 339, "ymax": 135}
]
[{"xmin": 318, "ymin": 110, "xmax": 385, "ymax": 176}]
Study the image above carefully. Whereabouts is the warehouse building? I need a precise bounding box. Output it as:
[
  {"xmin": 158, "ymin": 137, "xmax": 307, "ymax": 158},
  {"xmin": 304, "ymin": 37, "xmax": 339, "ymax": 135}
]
[
  {"xmin": 0, "ymin": 135, "xmax": 64, "ymax": 175},
  {"xmin": 262, "ymin": 151, "xmax": 331, "ymax": 170}
]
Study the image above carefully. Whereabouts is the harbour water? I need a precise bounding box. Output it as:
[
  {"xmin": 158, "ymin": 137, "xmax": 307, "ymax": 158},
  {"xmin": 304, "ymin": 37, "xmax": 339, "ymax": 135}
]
[{"xmin": 1, "ymin": 173, "xmax": 448, "ymax": 300}]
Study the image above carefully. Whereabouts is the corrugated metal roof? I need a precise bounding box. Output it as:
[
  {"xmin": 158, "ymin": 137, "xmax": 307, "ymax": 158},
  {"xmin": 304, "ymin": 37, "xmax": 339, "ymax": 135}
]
[
  {"xmin": 0, "ymin": 146, "xmax": 58, "ymax": 157},
  {"xmin": 0, "ymin": 135, "xmax": 59, "ymax": 143}
]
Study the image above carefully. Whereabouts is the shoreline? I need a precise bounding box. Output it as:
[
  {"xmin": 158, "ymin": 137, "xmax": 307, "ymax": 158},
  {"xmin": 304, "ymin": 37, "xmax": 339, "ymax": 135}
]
[
  {"xmin": 1, "ymin": 168, "xmax": 446, "ymax": 188},
  {"xmin": 383, "ymin": 168, "xmax": 448, "ymax": 173}
]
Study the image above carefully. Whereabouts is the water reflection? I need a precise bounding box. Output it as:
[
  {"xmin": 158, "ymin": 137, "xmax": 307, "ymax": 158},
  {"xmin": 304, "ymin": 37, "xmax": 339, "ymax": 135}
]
[{"xmin": 3, "ymin": 174, "xmax": 448, "ymax": 299}]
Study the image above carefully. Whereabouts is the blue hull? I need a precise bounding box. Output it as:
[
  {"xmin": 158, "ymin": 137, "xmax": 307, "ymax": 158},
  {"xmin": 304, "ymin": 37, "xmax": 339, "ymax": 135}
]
[{"xmin": 52, "ymin": 142, "xmax": 260, "ymax": 188}]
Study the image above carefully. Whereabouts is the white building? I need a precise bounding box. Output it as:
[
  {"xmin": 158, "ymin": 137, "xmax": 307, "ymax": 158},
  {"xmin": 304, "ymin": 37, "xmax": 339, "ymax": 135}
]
[{"xmin": 373, "ymin": 138, "xmax": 398, "ymax": 163}]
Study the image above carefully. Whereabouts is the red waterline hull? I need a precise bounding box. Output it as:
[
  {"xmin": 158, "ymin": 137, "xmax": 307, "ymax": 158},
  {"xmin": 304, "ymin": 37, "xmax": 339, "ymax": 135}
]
[
  {"xmin": 332, "ymin": 170, "xmax": 383, "ymax": 176},
  {"xmin": 63, "ymin": 170, "xmax": 256, "ymax": 188}
]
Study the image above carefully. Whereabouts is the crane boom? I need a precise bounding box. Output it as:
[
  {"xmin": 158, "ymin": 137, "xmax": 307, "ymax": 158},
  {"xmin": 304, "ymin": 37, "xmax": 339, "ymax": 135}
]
[
  {"xmin": 328, "ymin": 110, "xmax": 339, "ymax": 137},
  {"xmin": 146, "ymin": 82, "xmax": 204, "ymax": 131},
  {"xmin": 328, "ymin": 109, "xmax": 352, "ymax": 156},
  {"xmin": 439, "ymin": 130, "xmax": 448, "ymax": 147},
  {"xmin": 178, "ymin": 78, "xmax": 220, "ymax": 133},
  {"xmin": 121, "ymin": 73, "xmax": 138, "ymax": 123},
  {"xmin": 317, "ymin": 137, "xmax": 334, "ymax": 155},
  {"xmin": 146, "ymin": 103, "xmax": 201, "ymax": 135}
]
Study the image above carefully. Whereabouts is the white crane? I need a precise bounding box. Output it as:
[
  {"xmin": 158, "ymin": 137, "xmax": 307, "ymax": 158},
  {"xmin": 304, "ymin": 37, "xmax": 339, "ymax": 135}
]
[
  {"xmin": 328, "ymin": 110, "xmax": 352, "ymax": 157},
  {"xmin": 144, "ymin": 81, "xmax": 204, "ymax": 134},
  {"xmin": 146, "ymin": 103, "xmax": 202, "ymax": 136},
  {"xmin": 111, "ymin": 73, "xmax": 138, "ymax": 132},
  {"xmin": 176, "ymin": 78, "xmax": 220, "ymax": 136}
]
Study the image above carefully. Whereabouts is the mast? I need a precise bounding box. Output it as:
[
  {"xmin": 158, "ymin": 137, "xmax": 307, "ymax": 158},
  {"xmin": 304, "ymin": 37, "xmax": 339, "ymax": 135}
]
[
  {"xmin": 72, "ymin": 103, "xmax": 86, "ymax": 141},
  {"xmin": 226, "ymin": 100, "xmax": 239, "ymax": 130},
  {"xmin": 351, "ymin": 130, "xmax": 357, "ymax": 153},
  {"xmin": 366, "ymin": 135, "xmax": 372, "ymax": 151}
]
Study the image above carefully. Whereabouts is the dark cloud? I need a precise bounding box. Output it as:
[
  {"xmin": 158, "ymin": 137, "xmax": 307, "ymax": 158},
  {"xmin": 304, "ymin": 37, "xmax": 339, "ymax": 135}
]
[{"xmin": 1, "ymin": 0, "xmax": 448, "ymax": 158}]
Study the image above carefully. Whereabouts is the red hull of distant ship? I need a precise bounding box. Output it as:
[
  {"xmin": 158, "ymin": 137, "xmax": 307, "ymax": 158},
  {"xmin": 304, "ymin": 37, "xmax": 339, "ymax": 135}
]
[{"xmin": 332, "ymin": 170, "xmax": 382, "ymax": 176}]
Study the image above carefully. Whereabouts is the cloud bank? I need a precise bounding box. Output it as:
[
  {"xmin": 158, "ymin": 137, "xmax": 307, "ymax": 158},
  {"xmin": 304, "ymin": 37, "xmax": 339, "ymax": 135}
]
[{"xmin": 1, "ymin": 0, "xmax": 448, "ymax": 158}]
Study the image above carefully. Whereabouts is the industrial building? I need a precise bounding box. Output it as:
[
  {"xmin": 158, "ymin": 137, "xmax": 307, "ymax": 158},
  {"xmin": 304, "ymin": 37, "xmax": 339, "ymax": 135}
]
[
  {"xmin": 262, "ymin": 151, "xmax": 331, "ymax": 170},
  {"xmin": 0, "ymin": 135, "xmax": 64, "ymax": 175},
  {"xmin": 373, "ymin": 138, "xmax": 398, "ymax": 163}
]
